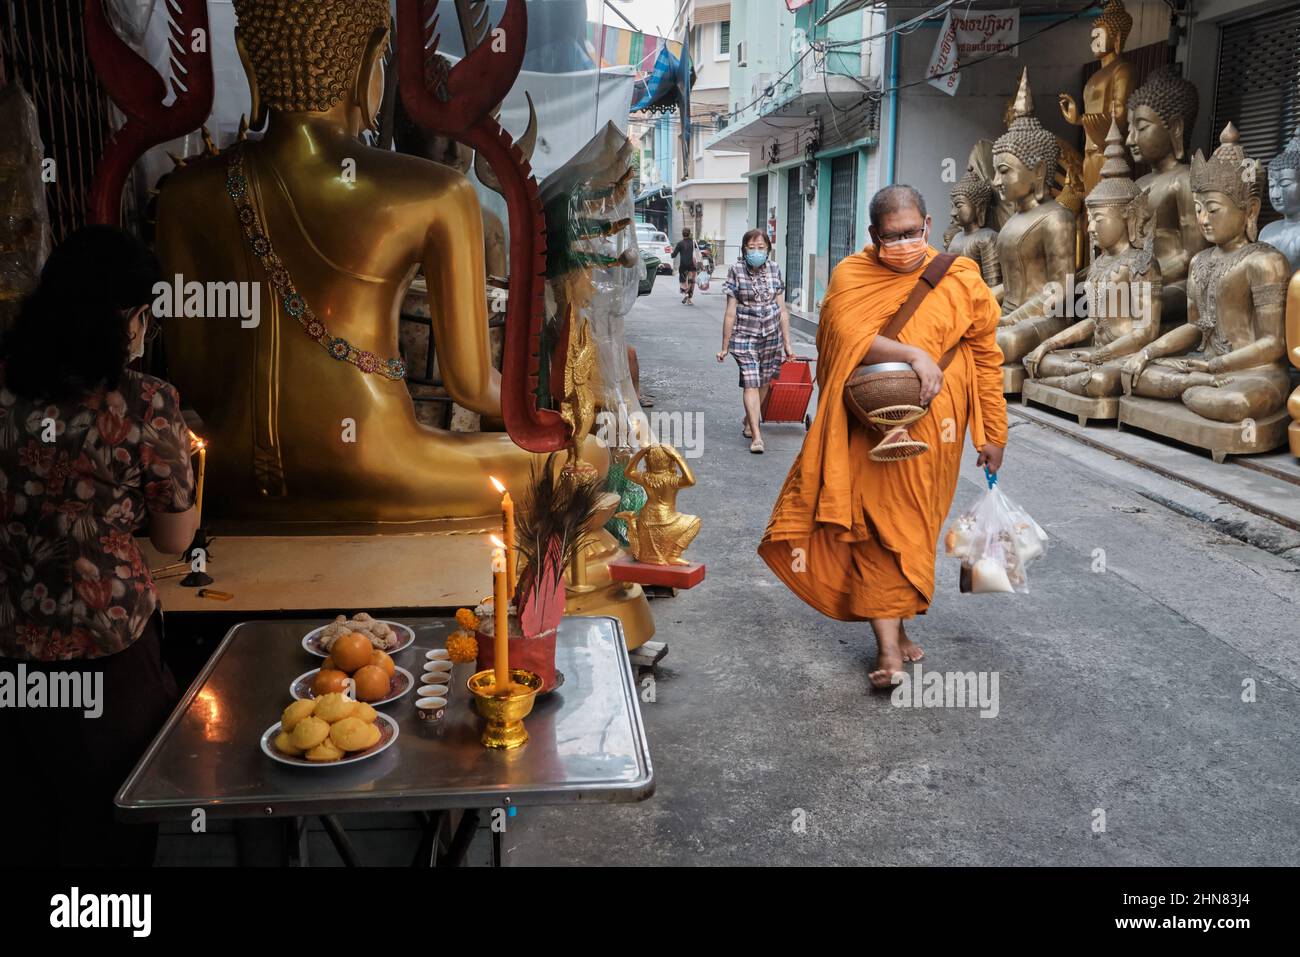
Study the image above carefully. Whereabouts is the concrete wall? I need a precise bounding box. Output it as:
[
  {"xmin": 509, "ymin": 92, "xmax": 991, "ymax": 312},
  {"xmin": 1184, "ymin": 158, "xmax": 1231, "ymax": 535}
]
[{"xmin": 886, "ymin": 2, "xmax": 1170, "ymax": 230}]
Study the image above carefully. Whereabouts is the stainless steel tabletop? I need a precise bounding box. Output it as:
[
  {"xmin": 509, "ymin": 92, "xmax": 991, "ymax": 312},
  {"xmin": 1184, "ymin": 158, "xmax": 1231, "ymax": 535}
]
[{"xmin": 116, "ymin": 616, "xmax": 654, "ymax": 821}]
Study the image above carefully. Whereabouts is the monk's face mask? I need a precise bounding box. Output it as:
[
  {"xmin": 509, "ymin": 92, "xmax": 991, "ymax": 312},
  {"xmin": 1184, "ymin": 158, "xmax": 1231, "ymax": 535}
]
[{"xmin": 876, "ymin": 222, "xmax": 930, "ymax": 272}]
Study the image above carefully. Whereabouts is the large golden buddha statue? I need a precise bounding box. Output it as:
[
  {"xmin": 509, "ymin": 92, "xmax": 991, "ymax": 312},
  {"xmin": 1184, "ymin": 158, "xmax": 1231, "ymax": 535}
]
[
  {"xmin": 1119, "ymin": 124, "xmax": 1292, "ymax": 458},
  {"xmin": 992, "ymin": 69, "xmax": 1078, "ymax": 384},
  {"xmin": 1058, "ymin": 0, "xmax": 1135, "ymax": 194},
  {"xmin": 1288, "ymin": 270, "xmax": 1300, "ymax": 457},
  {"xmin": 157, "ymin": 0, "xmax": 599, "ymax": 526},
  {"xmin": 1124, "ymin": 67, "xmax": 1207, "ymax": 325},
  {"xmin": 1023, "ymin": 121, "xmax": 1160, "ymax": 397}
]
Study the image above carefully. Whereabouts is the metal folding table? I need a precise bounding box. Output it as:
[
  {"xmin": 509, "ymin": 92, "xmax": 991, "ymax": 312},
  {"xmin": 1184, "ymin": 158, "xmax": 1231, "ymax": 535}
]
[{"xmin": 116, "ymin": 616, "xmax": 654, "ymax": 865}]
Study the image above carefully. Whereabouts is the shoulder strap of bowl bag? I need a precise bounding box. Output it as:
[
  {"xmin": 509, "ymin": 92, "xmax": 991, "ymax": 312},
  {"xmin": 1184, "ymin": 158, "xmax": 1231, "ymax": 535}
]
[{"xmin": 877, "ymin": 252, "xmax": 962, "ymax": 369}]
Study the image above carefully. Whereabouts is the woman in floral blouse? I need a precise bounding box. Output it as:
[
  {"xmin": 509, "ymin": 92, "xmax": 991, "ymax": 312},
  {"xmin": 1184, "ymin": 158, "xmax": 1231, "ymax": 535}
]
[{"xmin": 0, "ymin": 225, "xmax": 198, "ymax": 866}]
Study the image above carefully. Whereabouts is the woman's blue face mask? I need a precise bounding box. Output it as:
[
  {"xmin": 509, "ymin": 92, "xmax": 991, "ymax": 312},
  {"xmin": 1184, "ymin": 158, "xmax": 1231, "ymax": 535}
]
[{"xmin": 745, "ymin": 249, "xmax": 768, "ymax": 268}]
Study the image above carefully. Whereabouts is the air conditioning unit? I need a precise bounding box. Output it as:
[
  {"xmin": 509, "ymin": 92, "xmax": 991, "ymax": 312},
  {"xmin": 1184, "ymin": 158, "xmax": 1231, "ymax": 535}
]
[{"xmin": 735, "ymin": 41, "xmax": 747, "ymax": 67}]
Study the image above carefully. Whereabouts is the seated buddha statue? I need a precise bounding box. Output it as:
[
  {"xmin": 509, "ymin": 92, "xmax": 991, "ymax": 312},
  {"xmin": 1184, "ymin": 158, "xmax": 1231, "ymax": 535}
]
[
  {"xmin": 992, "ymin": 69, "xmax": 1078, "ymax": 371},
  {"xmin": 156, "ymin": 0, "xmax": 601, "ymax": 526},
  {"xmin": 1260, "ymin": 130, "xmax": 1300, "ymax": 272},
  {"xmin": 1120, "ymin": 124, "xmax": 1291, "ymax": 429},
  {"xmin": 1023, "ymin": 121, "xmax": 1160, "ymax": 396},
  {"xmin": 945, "ymin": 169, "xmax": 1001, "ymax": 289},
  {"xmin": 1124, "ymin": 67, "xmax": 1207, "ymax": 325},
  {"xmin": 1058, "ymin": 0, "xmax": 1135, "ymax": 194}
]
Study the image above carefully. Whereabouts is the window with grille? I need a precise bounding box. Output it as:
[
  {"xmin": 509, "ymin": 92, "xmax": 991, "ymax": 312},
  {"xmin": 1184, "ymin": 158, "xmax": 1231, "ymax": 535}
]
[
  {"xmin": 1211, "ymin": 6, "xmax": 1300, "ymax": 227},
  {"xmin": 785, "ymin": 166, "xmax": 805, "ymax": 299},
  {"xmin": 828, "ymin": 153, "xmax": 857, "ymax": 271},
  {"xmin": 720, "ymin": 21, "xmax": 731, "ymax": 55}
]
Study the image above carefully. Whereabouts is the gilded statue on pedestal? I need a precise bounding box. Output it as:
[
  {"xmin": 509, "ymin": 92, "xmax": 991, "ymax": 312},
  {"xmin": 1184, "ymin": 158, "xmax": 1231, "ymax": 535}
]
[
  {"xmin": 992, "ymin": 69, "xmax": 1078, "ymax": 377},
  {"xmin": 1023, "ymin": 121, "xmax": 1160, "ymax": 396},
  {"xmin": 1058, "ymin": 0, "xmax": 1135, "ymax": 194},
  {"xmin": 617, "ymin": 444, "xmax": 700, "ymax": 566},
  {"xmin": 946, "ymin": 169, "xmax": 1001, "ymax": 289},
  {"xmin": 1120, "ymin": 125, "xmax": 1291, "ymax": 445},
  {"xmin": 156, "ymin": 0, "xmax": 601, "ymax": 524},
  {"xmin": 1260, "ymin": 130, "xmax": 1300, "ymax": 271},
  {"xmin": 1125, "ymin": 67, "xmax": 1207, "ymax": 325}
]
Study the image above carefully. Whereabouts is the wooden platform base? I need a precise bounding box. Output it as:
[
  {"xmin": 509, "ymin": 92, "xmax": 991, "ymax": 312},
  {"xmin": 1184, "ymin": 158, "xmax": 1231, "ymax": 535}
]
[
  {"xmin": 609, "ymin": 558, "xmax": 706, "ymax": 589},
  {"xmin": 1002, "ymin": 364, "xmax": 1025, "ymax": 394},
  {"xmin": 1022, "ymin": 380, "xmax": 1119, "ymax": 426},
  {"xmin": 141, "ymin": 531, "xmax": 656, "ymax": 648},
  {"xmin": 1116, "ymin": 397, "xmax": 1290, "ymax": 463}
]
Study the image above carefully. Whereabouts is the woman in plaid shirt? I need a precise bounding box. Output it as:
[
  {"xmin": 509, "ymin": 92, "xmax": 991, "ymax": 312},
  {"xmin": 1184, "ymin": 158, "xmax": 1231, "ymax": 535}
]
[{"xmin": 717, "ymin": 229, "xmax": 795, "ymax": 453}]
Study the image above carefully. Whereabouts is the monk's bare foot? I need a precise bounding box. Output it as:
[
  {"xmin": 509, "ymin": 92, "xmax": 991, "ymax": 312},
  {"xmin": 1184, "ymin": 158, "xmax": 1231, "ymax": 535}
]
[
  {"xmin": 868, "ymin": 644, "xmax": 905, "ymax": 690},
  {"xmin": 898, "ymin": 634, "xmax": 925, "ymax": 662}
]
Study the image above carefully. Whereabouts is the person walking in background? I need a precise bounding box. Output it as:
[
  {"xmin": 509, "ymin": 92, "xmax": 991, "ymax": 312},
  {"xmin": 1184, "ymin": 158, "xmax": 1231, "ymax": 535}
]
[
  {"xmin": 672, "ymin": 227, "xmax": 699, "ymax": 305},
  {"xmin": 717, "ymin": 228, "xmax": 795, "ymax": 454}
]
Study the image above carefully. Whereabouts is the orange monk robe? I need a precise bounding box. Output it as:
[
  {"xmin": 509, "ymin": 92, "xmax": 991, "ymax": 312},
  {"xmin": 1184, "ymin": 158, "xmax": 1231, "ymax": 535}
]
[{"xmin": 758, "ymin": 246, "xmax": 1008, "ymax": 621}]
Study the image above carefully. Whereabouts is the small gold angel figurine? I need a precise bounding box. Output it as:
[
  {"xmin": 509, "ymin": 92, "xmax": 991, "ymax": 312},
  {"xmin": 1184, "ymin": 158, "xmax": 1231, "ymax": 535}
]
[{"xmin": 616, "ymin": 443, "xmax": 700, "ymax": 565}]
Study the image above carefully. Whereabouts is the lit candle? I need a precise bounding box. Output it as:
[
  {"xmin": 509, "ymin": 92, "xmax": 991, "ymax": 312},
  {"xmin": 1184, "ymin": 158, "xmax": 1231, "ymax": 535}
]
[
  {"xmin": 490, "ymin": 540, "xmax": 510, "ymax": 693},
  {"xmin": 489, "ymin": 476, "xmax": 516, "ymax": 594},
  {"xmin": 189, "ymin": 431, "xmax": 207, "ymax": 524}
]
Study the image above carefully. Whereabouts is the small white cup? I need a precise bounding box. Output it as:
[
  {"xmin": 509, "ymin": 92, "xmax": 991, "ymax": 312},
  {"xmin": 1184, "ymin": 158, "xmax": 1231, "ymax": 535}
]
[
  {"xmin": 423, "ymin": 659, "xmax": 453, "ymax": 674},
  {"xmin": 425, "ymin": 649, "xmax": 450, "ymax": 661},
  {"xmin": 418, "ymin": 684, "xmax": 449, "ymax": 698},
  {"xmin": 415, "ymin": 696, "xmax": 448, "ymax": 721}
]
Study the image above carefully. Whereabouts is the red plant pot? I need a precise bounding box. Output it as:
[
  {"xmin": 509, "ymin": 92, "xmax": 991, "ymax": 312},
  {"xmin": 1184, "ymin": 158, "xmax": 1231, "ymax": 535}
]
[{"xmin": 475, "ymin": 615, "xmax": 558, "ymax": 692}]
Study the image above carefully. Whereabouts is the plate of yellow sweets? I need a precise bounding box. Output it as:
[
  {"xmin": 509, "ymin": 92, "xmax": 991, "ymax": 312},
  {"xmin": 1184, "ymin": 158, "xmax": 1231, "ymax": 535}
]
[{"xmin": 260, "ymin": 692, "xmax": 399, "ymax": 767}]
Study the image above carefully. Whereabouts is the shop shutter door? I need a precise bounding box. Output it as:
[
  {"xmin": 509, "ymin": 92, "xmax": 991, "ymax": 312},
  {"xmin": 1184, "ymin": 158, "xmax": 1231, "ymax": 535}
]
[
  {"xmin": 828, "ymin": 153, "xmax": 857, "ymax": 271},
  {"xmin": 785, "ymin": 166, "xmax": 805, "ymax": 300},
  {"xmin": 1212, "ymin": 7, "xmax": 1300, "ymax": 226}
]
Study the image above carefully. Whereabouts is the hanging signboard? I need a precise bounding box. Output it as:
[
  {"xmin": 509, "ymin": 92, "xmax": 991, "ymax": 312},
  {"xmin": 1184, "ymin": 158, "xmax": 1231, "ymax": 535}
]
[
  {"xmin": 951, "ymin": 8, "xmax": 1020, "ymax": 60},
  {"xmin": 926, "ymin": 11, "xmax": 960, "ymax": 96}
]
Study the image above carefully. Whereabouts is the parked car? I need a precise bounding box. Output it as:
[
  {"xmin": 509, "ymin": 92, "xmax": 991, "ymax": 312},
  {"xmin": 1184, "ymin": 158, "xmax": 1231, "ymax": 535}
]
[
  {"xmin": 636, "ymin": 227, "xmax": 674, "ymax": 273},
  {"xmin": 638, "ymin": 251, "xmax": 660, "ymax": 295}
]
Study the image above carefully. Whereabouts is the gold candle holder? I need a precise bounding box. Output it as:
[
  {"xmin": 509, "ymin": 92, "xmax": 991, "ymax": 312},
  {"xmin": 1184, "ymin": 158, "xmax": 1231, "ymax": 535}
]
[{"xmin": 467, "ymin": 668, "xmax": 542, "ymax": 750}]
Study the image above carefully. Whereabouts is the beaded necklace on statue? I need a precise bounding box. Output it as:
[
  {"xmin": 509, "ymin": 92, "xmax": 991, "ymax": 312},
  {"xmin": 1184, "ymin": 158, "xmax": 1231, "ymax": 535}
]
[
  {"xmin": 1189, "ymin": 242, "xmax": 1261, "ymax": 356},
  {"xmin": 225, "ymin": 147, "xmax": 407, "ymax": 381}
]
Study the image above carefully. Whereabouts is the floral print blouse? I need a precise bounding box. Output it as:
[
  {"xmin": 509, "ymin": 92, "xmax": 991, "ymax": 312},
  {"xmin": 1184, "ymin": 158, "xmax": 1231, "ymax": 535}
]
[{"xmin": 0, "ymin": 368, "xmax": 195, "ymax": 660}]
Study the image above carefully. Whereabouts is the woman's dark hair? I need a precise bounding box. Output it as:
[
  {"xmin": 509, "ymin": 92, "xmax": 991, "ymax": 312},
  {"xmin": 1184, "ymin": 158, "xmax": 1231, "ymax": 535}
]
[
  {"xmin": 2, "ymin": 225, "xmax": 160, "ymax": 401},
  {"xmin": 740, "ymin": 228, "xmax": 772, "ymax": 254}
]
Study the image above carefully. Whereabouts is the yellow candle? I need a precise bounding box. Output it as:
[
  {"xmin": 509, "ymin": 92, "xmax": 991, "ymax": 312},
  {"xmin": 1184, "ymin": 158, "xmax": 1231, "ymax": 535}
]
[
  {"xmin": 490, "ymin": 477, "xmax": 517, "ymax": 594},
  {"xmin": 491, "ymin": 545, "xmax": 510, "ymax": 693},
  {"xmin": 190, "ymin": 432, "xmax": 207, "ymax": 524}
]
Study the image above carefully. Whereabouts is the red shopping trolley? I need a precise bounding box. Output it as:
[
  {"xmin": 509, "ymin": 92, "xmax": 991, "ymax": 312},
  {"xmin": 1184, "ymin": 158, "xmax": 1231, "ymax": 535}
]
[{"xmin": 760, "ymin": 356, "xmax": 815, "ymax": 431}]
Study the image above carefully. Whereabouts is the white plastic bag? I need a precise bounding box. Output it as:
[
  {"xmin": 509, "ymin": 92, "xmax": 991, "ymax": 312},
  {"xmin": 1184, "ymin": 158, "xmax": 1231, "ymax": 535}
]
[
  {"xmin": 696, "ymin": 270, "xmax": 711, "ymax": 292},
  {"xmin": 945, "ymin": 470, "xmax": 1047, "ymax": 594}
]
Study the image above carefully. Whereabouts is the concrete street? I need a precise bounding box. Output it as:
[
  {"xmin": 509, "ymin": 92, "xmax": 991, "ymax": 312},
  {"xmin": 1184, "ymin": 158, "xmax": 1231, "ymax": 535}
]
[{"xmin": 505, "ymin": 275, "xmax": 1300, "ymax": 866}]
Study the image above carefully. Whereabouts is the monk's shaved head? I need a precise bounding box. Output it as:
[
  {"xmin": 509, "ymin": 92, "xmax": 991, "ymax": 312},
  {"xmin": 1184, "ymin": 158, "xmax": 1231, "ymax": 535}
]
[{"xmin": 869, "ymin": 184, "xmax": 927, "ymax": 230}]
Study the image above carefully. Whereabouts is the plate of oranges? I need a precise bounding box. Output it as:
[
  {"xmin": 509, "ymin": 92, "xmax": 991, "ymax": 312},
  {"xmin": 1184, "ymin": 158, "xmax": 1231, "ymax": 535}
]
[
  {"xmin": 290, "ymin": 639, "xmax": 414, "ymax": 707},
  {"xmin": 262, "ymin": 693, "xmax": 399, "ymax": 766},
  {"xmin": 302, "ymin": 620, "xmax": 415, "ymax": 658}
]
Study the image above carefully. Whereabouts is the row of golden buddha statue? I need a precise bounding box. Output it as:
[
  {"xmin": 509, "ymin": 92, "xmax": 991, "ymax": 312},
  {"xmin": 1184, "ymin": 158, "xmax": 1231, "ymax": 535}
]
[{"xmin": 943, "ymin": 0, "xmax": 1300, "ymax": 461}]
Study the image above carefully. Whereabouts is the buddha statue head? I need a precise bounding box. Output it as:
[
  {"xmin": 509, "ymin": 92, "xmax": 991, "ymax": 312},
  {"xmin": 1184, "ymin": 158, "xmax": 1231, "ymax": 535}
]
[
  {"xmin": 992, "ymin": 69, "xmax": 1060, "ymax": 207},
  {"xmin": 1090, "ymin": 0, "xmax": 1132, "ymax": 58},
  {"xmin": 1190, "ymin": 123, "xmax": 1263, "ymax": 244},
  {"xmin": 1086, "ymin": 120, "xmax": 1148, "ymax": 254},
  {"xmin": 1126, "ymin": 67, "xmax": 1199, "ymax": 165},
  {"xmin": 232, "ymin": 0, "xmax": 391, "ymax": 134},
  {"xmin": 951, "ymin": 169, "xmax": 993, "ymax": 230},
  {"xmin": 1266, "ymin": 129, "xmax": 1300, "ymax": 220}
]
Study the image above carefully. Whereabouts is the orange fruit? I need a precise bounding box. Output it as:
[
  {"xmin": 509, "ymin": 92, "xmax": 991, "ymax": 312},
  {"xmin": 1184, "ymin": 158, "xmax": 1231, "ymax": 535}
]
[
  {"xmin": 312, "ymin": 669, "xmax": 351, "ymax": 697},
  {"xmin": 321, "ymin": 655, "xmax": 337, "ymax": 671},
  {"xmin": 370, "ymin": 650, "xmax": 395, "ymax": 676},
  {"xmin": 332, "ymin": 632, "xmax": 372, "ymax": 674},
  {"xmin": 353, "ymin": 664, "xmax": 391, "ymax": 702}
]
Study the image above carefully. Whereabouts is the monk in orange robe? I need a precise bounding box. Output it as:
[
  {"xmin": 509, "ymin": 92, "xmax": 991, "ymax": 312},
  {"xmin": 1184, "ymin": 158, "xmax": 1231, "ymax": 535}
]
[{"xmin": 759, "ymin": 185, "xmax": 1008, "ymax": 688}]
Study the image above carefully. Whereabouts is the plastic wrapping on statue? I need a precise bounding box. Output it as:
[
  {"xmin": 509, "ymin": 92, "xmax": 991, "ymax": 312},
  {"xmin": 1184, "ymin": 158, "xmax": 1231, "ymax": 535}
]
[
  {"xmin": 0, "ymin": 87, "xmax": 53, "ymax": 332},
  {"xmin": 946, "ymin": 478, "xmax": 1048, "ymax": 594}
]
